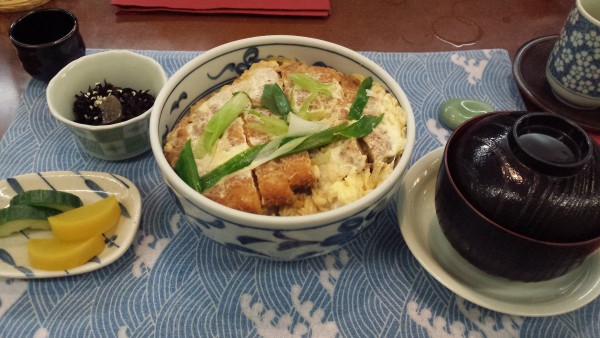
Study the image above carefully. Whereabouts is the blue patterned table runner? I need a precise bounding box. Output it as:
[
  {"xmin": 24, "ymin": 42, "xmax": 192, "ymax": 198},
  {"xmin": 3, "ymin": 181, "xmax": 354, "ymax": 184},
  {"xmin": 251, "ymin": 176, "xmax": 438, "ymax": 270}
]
[{"xmin": 0, "ymin": 49, "xmax": 598, "ymax": 337}]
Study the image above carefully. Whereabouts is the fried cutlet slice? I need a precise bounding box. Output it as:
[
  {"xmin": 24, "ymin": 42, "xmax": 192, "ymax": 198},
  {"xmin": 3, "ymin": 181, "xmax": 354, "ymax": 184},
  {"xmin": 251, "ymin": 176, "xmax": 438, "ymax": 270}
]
[
  {"xmin": 254, "ymin": 160, "xmax": 294, "ymax": 208},
  {"xmin": 242, "ymin": 108, "xmax": 278, "ymax": 146},
  {"xmin": 280, "ymin": 152, "xmax": 315, "ymax": 190},
  {"xmin": 165, "ymin": 114, "xmax": 265, "ymax": 214},
  {"xmin": 359, "ymin": 83, "xmax": 407, "ymax": 163},
  {"xmin": 163, "ymin": 108, "xmax": 209, "ymax": 167},
  {"xmin": 340, "ymin": 74, "xmax": 361, "ymax": 104},
  {"xmin": 242, "ymin": 109, "xmax": 295, "ymax": 208},
  {"xmin": 247, "ymin": 110, "xmax": 316, "ymax": 209},
  {"xmin": 241, "ymin": 95, "xmax": 316, "ymax": 208},
  {"xmin": 279, "ymin": 61, "xmax": 345, "ymax": 121},
  {"xmin": 203, "ymin": 172, "xmax": 264, "ymax": 214},
  {"xmin": 202, "ymin": 117, "xmax": 265, "ymax": 214},
  {"xmin": 254, "ymin": 152, "xmax": 316, "ymax": 208}
]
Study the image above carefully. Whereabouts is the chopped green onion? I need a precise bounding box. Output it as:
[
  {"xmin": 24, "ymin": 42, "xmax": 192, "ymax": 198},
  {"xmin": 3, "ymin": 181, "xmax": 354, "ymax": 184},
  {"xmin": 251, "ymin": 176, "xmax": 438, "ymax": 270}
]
[
  {"xmin": 192, "ymin": 114, "xmax": 384, "ymax": 191},
  {"xmin": 248, "ymin": 135, "xmax": 310, "ymax": 171},
  {"xmin": 195, "ymin": 92, "xmax": 251, "ymax": 158},
  {"xmin": 297, "ymin": 91, "xmax": 319, "ymax": 119},
  {"xmin": 339, "ymin": 114, "xmax": 384, "ymax": 138},
  {"xmin": 280, "ymin": 123, "xmax": 348, "ymax": 156},
  {"xmin": 286, "ymin": 112, "xmax": 331, "ymax": 137},
  {"xmin": 245, "ymin": 111, "xmax": 288, "ymax": 136},
  {"xmin": 175, "ymin": 140, "xmax": 202, "ymax": 192},
  {"xmin": 261, "ymin": 84, "xmax": 292, "ymax": 120},
  {"xmin": 295, "ymin": 109, "xmax": 326, "ymax": 121},
  {"xmin": 348, "ymin": 77, "xmax": 373, "ymax": 120},
  {"xmin": 199, "ymin": 144, "xmax": 266, "ymax": 192},
  {"xmin": 254, "ymin": 135, "xmax": 285, "ymax": 162},
  {"xmin": 281, "ymin": 114, "xmax": 383, "ymax": 157},
  {"xmin": 289, "ymin": 73, "xmax": 332, "ymax": 96}
]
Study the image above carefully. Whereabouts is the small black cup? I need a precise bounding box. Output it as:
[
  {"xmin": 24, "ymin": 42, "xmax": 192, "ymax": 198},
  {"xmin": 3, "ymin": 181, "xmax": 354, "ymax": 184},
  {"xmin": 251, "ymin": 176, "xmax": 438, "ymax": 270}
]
[{"xmin": 9, "ymin": 8, "xmax": 85, "ymax": 82}]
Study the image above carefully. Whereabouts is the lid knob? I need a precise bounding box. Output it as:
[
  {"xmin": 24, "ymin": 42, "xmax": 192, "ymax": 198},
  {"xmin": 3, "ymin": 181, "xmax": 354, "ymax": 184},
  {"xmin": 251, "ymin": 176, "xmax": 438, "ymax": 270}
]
[{"xmin": 508, "ymin": 113, "xmax": 592, "ymax": 176}]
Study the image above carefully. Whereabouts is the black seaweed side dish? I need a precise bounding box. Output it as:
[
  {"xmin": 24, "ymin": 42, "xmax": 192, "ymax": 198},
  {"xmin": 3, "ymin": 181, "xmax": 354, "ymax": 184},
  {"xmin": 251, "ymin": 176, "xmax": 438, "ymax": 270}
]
[{"xmin": 73, "ymin": 81, "xmax": 155, "ymax": 126}]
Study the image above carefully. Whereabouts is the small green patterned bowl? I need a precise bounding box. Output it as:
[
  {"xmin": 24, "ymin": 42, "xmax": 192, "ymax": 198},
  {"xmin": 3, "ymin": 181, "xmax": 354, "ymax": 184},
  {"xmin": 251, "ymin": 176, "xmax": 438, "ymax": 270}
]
[{"xmin": 46, "ymin": 50, "xmax": 167, "ymax": 161}]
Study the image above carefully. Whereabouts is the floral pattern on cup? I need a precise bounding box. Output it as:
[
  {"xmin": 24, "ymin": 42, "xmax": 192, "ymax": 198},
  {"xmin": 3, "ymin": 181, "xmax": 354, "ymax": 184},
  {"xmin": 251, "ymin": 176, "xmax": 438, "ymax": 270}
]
[{"xmin": 547, "ymin": 7, "xmax": 600, "ymax": 100}]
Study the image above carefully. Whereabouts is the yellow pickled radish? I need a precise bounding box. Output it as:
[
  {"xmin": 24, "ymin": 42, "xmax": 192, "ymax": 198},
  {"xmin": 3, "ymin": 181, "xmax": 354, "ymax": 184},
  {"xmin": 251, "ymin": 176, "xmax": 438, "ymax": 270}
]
[
  {"xmin": 28, "ymin": 235, "xmax": 105, "ymax": 271},
  {"xmin": 48, "ymin": 195, "xmax": 121, "ymax": 242}
]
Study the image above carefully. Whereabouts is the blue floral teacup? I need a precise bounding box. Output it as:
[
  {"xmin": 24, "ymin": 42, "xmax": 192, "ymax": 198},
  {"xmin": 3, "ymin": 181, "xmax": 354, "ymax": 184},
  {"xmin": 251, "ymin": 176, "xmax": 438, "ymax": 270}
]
[{"xmin": 546, "ymin": 0, "xmax": 600, "ymax": 109}]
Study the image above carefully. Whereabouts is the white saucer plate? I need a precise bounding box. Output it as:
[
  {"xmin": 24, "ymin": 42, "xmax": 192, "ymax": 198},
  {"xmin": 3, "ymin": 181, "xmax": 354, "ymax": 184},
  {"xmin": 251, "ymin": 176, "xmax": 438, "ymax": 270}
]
[
  {"xmin": 398, "ymin": 147, "xmax": 600, "ymax": 317},
  {"xmin": 0, "ymin": 171, "xmax": 141, "ymax": 279}
]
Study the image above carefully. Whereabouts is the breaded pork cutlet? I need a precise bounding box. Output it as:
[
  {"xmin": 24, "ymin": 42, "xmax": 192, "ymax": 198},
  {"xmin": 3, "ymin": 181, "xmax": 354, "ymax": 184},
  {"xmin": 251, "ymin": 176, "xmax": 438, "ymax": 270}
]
[{"xmin": 241, "ymin": 92, "xmax": 315, "ymax": 210}]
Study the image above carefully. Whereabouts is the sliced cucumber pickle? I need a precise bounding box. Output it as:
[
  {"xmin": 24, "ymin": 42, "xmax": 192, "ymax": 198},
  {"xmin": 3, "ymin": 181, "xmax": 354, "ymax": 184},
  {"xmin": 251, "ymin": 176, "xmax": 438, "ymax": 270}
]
[
  {"xmin": 0, "ymin": 205, "xmax": 61, "ymax": 237},
  {"xmin": 10, "ymin": 189, "xmax": 83, "ymax": 212}
]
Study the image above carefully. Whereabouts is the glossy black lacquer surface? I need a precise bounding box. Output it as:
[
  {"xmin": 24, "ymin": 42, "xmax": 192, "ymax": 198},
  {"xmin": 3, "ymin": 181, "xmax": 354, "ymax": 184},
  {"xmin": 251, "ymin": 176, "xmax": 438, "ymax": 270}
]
[
  {"xmin": 435, "ymin": 111, "xmax": 600, "ymax": 282},
  {"xmin": 452, "ymin": 111, "xmax": 600, "ymax": 242}
]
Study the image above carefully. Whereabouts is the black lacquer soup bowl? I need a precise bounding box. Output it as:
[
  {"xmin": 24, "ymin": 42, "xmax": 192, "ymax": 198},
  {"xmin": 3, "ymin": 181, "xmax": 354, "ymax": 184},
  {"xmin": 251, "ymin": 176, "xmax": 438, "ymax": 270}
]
[{"xmin": 435, "ymin": 111, "xmax": 600, "ymax": 282}]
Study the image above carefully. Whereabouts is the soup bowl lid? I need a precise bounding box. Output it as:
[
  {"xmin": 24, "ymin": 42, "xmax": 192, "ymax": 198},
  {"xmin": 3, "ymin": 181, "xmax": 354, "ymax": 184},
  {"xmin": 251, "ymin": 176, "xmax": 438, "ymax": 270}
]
[{"xmin": 446, "ymin": 111, "xmax": 600, "ymax": 243}]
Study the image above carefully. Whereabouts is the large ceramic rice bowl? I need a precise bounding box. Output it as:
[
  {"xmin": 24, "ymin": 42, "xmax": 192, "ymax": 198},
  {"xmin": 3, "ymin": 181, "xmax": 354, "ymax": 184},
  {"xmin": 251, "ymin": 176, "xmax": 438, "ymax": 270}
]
[{"xmin": 149, "ymin": 35, "xmax": 415, "ymax": 260}]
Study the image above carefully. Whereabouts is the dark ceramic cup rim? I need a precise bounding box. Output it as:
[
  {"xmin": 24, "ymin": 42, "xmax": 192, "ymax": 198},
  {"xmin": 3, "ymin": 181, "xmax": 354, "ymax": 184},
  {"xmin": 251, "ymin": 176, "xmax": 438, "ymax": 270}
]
[
  {"xmin": 9, "ymin": 8, "xmax": 79, "ymax": 49},
  {"xmin": 444, "ymin": 110, "xmax": 600, "ymax": 247}
]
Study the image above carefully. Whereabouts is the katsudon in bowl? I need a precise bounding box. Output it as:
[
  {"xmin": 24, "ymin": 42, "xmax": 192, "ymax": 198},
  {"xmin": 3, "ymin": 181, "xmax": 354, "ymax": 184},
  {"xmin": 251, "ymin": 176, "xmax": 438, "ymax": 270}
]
[{"xmin": 150, "ymin": 35, "xmax": 415, "ymax": 260}]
